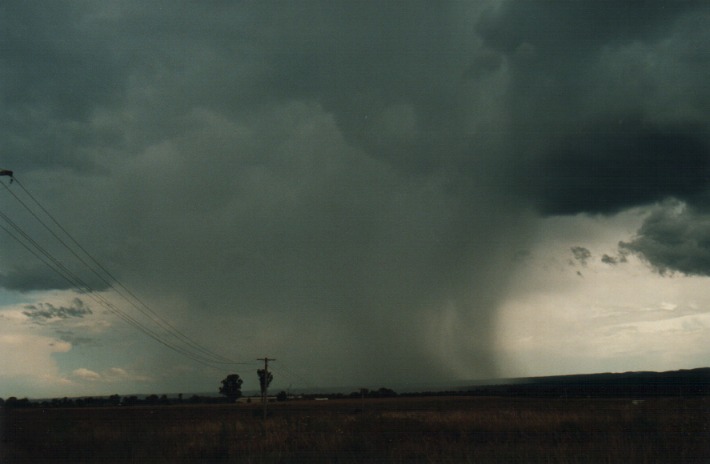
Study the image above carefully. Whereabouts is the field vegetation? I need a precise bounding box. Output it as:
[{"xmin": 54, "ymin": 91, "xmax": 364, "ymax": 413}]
[{"xmin": 2, "ymin": 395, "xmax": 708, "ymax": 463}]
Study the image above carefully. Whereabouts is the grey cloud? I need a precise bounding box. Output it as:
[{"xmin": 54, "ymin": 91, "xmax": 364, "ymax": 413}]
[
  {"xmin": 56, "ymin": 330, "xmax": 95, "ymax": 347},
  {"xmin": 478, "ymin": 1, "xmax": 710, "ymax": 282},
  {"xmin": 1, "ymin": 1, "xmax": 517, "ymax": 386},
  {"xmin": 0, "ymin": 266, "xmax": 76, "ymax": 292},
  {"xmin": 0, "ymin": 1, "xmax": 130, "ymax": 173},
  {"xmin": 23, "ymin": 298, "xmax": 92, "ymax": 322},
  {"xmin": 571, "ymin": 246, "xmax": 592, "ymax": 266},
  {"xmin": 602, "ymin": 251, "xmax": 629, "ymax": 266},
  {"xmin": 0, "ymin": 246, "xmax": 112, "ymax": 293},
  {"xmin": 475, "ymin": 0, "xmax": 710, "ymax": 289},
  {"xmin": 2, "ymin": 0, "xmax": 709, "ymax": 388},
  {"xmin": 478, "ymin": 1, "xmax": 704, "ymax": 55},
  {"xmin": 620, "ymin": 202, "xmax": 710, "ymax": 276},
  {"xmin": 480, "ymin": 0, "xmax": 710, "ymax": 216},
  {"xmin": 532, "ymin": 119, "xmax": 710, "ymax": 215}
]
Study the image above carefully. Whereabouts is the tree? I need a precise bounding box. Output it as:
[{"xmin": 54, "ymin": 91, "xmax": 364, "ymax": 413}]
[
  {"xmin": 375, "ymin": 387, "xmax": 397, "ymax": 397},
  {"xmin": 257, "ymin": 368, "xmax": 273, "ymax": 395},
  {"xmin": 219, "ymin": 374, "xmax": 243, "ymax": 402}
]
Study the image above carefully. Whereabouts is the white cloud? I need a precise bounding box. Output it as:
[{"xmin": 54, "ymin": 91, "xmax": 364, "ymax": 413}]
[
  {"xmin": 72, "ymin": 368, "xmax": 101, "ymax": 381},
  {"xmin": 0, "ymin": 330, "xmax": 72, "ymax": 397},
  {"xmin": 496, "ymin": 211, "xmax": 710, "ymax": 377},
  {"xmin": 70, "ymin": 366, "xmax": 152, "ymax": 384},
  {"xmin": 0, "ymin": 290, "xmax": 126, "ymax": 397}
]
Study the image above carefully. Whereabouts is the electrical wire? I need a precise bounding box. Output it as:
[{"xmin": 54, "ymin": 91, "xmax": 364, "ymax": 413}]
[
  {"xmin": 269, "ymin": 359, "xmax": 314, "ymax": 391},
  {"xmin": 0, "ymin": 206, "xmax": 246, "ymax": 368},
  {"xmin": 10, "ymin": 177, "xmax": 238, "ymax": 364},
  {"xmin": 0, "ymin": 176, "xmax": 254, "ymax": 368}
]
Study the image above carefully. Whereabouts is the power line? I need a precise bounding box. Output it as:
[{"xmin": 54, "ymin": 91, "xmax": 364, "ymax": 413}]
[
  {"xmin": 270, "ymin": 359, "xmax": 313, "ymax": 391},
  {"xmin": 9, "ymin": 176, "xmax": 237, "ymax": 364},
  {"xmin": 0, "ymin": 175, "xmax": 252, "ymax": 368},
  {"xmin": 0, "ymin": 206, "xmax": 242, "ymax": 368}
]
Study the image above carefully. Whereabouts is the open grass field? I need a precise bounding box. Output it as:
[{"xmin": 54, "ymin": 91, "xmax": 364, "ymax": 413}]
[{"xmin": 2, "ymin": 396, "xmax": 708, "ymax": 463}]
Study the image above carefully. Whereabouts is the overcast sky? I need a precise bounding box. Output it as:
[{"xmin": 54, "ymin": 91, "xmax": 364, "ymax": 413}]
[{"xmin": 1, "ymin": 0, "xmax": 709, "ymax": 398}]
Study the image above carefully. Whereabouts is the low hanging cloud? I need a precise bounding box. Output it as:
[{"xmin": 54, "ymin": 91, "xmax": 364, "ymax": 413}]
[
  {"xmin": 532, "ymin": 120, "xmax": 710, "ymax": 215},
  {"xmin": 620, "ymin": 202, "xmax": 710, "ymax": 276},
  {"xmin": 0, "ymin": 265, "xmax": 92, "ymax": 293}
]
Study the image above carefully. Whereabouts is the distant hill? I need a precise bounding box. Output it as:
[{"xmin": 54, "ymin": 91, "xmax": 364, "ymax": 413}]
[{"xmin": 461, "ymin": 368, "xmax": 710, "ymax": 398}]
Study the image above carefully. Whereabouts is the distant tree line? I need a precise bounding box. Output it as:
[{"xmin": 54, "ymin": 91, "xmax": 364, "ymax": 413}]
[
  {"xmin": 0, "ymin": 387, "xmax": 403, "ymax": 410},
  {"xmin": 4, "ymin": 368, "xmax": 706, "ymax": 409},
  {"xmin": 217, "ymin": 372, "xmax": 400, "ymax": 403},
  {"xmin": 0, "ymin": 393, "xmax": 233, "ymax": 409}
]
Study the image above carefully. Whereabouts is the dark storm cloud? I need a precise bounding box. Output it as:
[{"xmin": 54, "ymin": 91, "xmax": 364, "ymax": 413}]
[
  {"xmin": 0, "ymin": 1, "xmax": 518, "ymax": 385},
  {"xmin": 0, "ymin": 1, "xmax": 129, "ymax": 173},
  {"xmin": 23, "ymin": 298, "xmax": 92, "ymax": 322},
  {"xmin": 0, "ymin": 265, "xmax": 79, "ymax": 292},
  {"xmin": 533, "ymin": 119, "xmax": 710, "ymax": 215},
  {"xmin": 479, "ymin": 0, "xmax": 710, "ymax": 215},
  {"xmin": 620, "ymin": 202, "xmax": 710, "ymax": 276},
  {"xmin": 478, "ymin": 0, "xmax": 704, "ymax": 53},
  {"xmin": 244, "ymin": 1, "xmax": 495, "ymax": 174},
  {"xmin": 477, "ymin": 0, "xmax": 710, "ymax": 279},
  {"xmin": 2, "ymin": 0, "xmax": 709, "ymax": 387}
]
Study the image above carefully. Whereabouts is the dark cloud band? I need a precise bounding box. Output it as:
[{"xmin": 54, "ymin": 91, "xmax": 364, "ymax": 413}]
[{"xmin": 533, "ymin": 120, "xmax": 710, "ymax": 215}]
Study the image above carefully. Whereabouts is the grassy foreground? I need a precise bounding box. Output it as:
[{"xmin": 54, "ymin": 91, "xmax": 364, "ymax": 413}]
[{"xmin": 2, "ymin": 396, "xmax": 708, "ymax": 463}]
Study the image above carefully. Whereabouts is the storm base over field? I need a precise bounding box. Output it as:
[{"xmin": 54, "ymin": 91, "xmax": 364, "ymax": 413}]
[{"xmin": 1, "ymin": 1, "xmax": 709, "ymax": 398}]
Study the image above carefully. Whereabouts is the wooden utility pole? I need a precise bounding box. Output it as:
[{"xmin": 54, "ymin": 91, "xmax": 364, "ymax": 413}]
[{"xmin": 257, "ymin": 357, "xmax": 275, "ymax": 420}]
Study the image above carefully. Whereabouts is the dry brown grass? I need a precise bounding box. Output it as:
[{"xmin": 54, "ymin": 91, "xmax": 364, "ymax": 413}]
[{"xmin": 2, "ymin": 396, "xmax": 708, "ymax": 463}]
